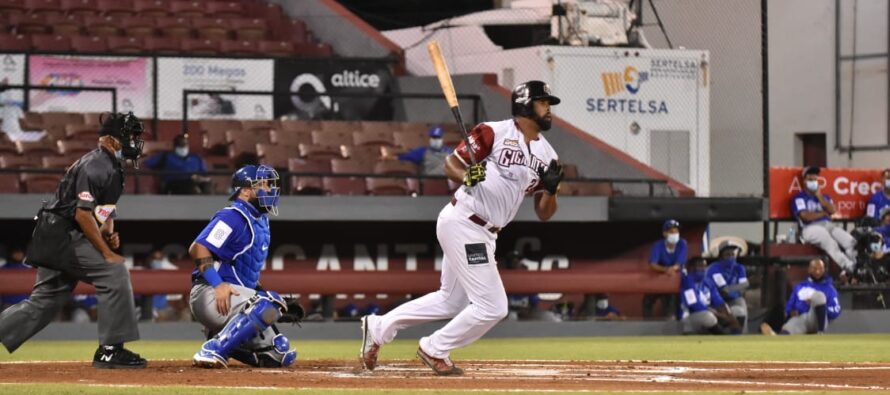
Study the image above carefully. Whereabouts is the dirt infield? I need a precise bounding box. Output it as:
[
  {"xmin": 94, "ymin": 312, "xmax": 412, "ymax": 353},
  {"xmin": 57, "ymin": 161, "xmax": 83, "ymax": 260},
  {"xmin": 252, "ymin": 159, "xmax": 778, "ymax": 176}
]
[{"xmin": 2, "ymin": 359, "xmax": 890, "ymax": 392}]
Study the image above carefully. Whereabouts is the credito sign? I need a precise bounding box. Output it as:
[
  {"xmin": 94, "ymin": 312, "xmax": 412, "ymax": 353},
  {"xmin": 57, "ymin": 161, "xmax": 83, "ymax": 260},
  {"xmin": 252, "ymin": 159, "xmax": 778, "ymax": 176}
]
[{"xmin": 769, "ymin": 167, "xmax": 885, "ymax": 219}]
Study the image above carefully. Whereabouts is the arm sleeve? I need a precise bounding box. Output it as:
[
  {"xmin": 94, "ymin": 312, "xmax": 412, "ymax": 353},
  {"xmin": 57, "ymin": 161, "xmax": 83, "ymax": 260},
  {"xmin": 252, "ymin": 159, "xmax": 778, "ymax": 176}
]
[
  {"xmin": 785, "ymin": 285, "xmax": 799, "ymax": 316},
  {"xmin": 142, "ymin": 153, "xmax": 162, "ymax": 169},
  {"xmin": 676, "ymin": 240, "xmax": 688, "ymax": 266},
  {"xmin": 73, "ymin": 163, "xmax": 107, "ymax": 211},
  {"xmin": 201, "ymin": 266, "xmax": 224, "ymax": 287},
  {"xmin": 194, "ymin": 211, "xmax": 245, "ymax": 263},
  {"xmin": 649, "ymin": 243, "xmax": 661, "ymax": 265},
  {"xmin": 453, "ymin": 123, "xmax": 495, "ymax": 166},
  {"xmin": 197, "ymin": 156, "xmax": 207, "ymax": 172},
  {"xmin": 709, "ymin": 283, "xmax": 726, "ymax": 307},
  {"xmin": 397, "ymin": 147, "xmax": 426, "ymax": 165}
]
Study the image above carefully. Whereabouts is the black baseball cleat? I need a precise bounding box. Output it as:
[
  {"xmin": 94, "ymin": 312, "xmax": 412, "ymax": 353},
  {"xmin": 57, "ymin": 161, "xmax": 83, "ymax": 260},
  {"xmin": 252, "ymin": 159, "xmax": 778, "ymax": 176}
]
[{"xmin": 92, "ymin": 344, "xmax": 147, "ymax": 369}]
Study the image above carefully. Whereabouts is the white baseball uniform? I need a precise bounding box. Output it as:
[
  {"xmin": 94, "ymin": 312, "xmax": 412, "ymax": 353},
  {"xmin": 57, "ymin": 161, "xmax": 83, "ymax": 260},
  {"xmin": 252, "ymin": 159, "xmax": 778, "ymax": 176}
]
[{"xmin": 366, "ymin": 119, "xmax": 558, "ymax": 358}]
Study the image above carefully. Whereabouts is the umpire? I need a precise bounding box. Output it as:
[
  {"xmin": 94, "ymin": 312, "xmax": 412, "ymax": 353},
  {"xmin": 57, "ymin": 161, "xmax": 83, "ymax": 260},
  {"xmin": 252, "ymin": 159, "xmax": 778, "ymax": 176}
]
[{"xmin": 0, "ymin": 112, "xmax": 147, "ymax": 369}]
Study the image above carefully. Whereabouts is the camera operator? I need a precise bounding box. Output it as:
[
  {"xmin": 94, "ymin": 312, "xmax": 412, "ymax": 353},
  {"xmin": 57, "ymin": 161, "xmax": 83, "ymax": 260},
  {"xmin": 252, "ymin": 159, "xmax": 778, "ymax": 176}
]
[{"xmin": 852, "ymin": 231, "xmax": 890, "ymax": 285}]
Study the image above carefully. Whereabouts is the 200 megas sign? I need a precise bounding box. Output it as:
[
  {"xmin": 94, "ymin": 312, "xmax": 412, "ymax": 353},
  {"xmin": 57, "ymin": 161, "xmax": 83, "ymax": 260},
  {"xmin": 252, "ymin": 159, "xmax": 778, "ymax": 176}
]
[{"xmin": 769, "ymin": 167, "xmax": 884, "ymax": 219}]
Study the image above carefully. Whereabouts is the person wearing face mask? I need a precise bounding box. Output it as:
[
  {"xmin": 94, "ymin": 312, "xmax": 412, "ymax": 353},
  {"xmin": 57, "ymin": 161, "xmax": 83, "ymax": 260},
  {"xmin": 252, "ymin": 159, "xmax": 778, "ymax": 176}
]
[
  {"xmin": 865, "ymin": 169, "xmax": 890, "ymax": 222},
  {"xmin": 1, "ymin": 112, "xmax": 147, "ymax": 368},
  {"xmin": 706, "ymin": 241, "xmax": 749, "ymax": 332},
  {"xmin": 642, "ymin": 219, "xmax": 687, "ymax": 319},
  {"xmin": 680, "ymin": 257, "xmax": 741, "ymax": 335},
  {"xmin": 397, "ymin": 126, "xmax": 454, "ymax": 176},
  {"xmin": 761, "ymin": 259, "xmax": 841, "ymax": 335},
  {"xmin": 189, "ymin": 165, "xmax": 300, "ymax": 369},
  {"xmin": 792, "ymin": 166, "xmax": 857, "ymax": 277},
  {"xmin": 143, "ymin": 134, "xmax": 210, "ymax": 195}
]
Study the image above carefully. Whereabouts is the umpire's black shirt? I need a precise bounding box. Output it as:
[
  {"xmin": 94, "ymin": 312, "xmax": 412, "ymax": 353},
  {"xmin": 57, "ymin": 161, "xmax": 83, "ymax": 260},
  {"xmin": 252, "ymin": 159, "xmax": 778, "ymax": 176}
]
[{"xmin": 46, "ymin": 147, "xmax": 124, "ymax": 230}]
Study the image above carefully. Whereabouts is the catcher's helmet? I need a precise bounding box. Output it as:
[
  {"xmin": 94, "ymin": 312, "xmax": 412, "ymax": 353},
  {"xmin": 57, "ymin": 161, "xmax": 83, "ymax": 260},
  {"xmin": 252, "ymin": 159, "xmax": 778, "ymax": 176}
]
[
  {"xmin": 511, "ymin": 80, "xmax": 561, "ymax": 117},
  {"xmin": 99, "ymin": 112, "xmax": 144, "ymax": 161},
  {"xmin": 229, "ymin": 164, "xmax": 281, "ymax": 216}
]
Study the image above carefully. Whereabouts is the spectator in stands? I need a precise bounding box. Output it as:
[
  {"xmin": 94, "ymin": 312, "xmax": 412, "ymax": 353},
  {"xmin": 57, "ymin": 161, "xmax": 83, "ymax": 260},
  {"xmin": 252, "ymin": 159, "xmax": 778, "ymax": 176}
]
[
  {"xmin": 146, "ymin": 250, "xmax": 188, "ymax": 322},
  {"xmin": 760, "ymin": 259, "xmax": 841, "ymax": 335},
  {"xmin": 679, "ymin": 257, "xmax": 741, "ymax": 335},
  {"xmin": 0, "ymin": 248, "xmax": 32, "ymax": 312},
  {"xmin": 706, "ymin": 240, "xmax": 749, "ymax": 332},
  {"xmin": 143, "ymin": 134, "xmax": 211, "ymax": 195},
  {"xmin": 0, "ymin": 90, "xmax": 46, "ymax": 142},
  {"xmin": 865, "ymin": 169, "xmax": 890, "ymax": 223},
  {"xmin": 398, "ymin": 126, "xmax": 454, "ymax": 176},
  {"xmin": 793, "ymin": 166, "xmax": 857, "ymax": 277},
  {"xmin": 642, "ymin": 219, "xmax": 687, "ymax": 319}
]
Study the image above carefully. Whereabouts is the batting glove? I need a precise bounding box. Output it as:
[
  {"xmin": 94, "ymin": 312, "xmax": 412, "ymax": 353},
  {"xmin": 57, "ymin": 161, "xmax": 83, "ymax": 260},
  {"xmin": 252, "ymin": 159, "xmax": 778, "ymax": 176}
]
[
  {"xmin": 463, "ymin": 163, "xmax": 486, "ymax": 187},
  {"xmin": 537, "ymin": 159, "xmax": 564, "ymax": 195}
]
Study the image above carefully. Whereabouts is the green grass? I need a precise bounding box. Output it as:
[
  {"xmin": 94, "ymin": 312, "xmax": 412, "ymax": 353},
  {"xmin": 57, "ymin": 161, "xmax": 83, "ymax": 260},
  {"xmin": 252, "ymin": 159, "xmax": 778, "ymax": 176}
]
[{"xmin": 2, "ymin": 334, "xmax": 890, "ymax": 363}]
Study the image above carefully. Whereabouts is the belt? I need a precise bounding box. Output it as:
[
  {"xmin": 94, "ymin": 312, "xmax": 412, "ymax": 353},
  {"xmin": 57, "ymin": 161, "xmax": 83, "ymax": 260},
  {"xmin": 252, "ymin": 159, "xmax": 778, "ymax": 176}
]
[{"xmin": 450, "ymin": 197, "xmax": 500, "ymax": 233}]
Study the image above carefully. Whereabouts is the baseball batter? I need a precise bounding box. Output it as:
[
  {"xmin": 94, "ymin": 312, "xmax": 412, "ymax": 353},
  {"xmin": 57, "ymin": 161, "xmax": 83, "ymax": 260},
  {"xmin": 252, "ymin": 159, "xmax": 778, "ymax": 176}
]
[
  {"xmin": 189, "ymin": 165, "xmax": 300, "ymax": 368},
  {"xmin": 360, "ymin": 81, "xmax": 565, "ymax": 375}
]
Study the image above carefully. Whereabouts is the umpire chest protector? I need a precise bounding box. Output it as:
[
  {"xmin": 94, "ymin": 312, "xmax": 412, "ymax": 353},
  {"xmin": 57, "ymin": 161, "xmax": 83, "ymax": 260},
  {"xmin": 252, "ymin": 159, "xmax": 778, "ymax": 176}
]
[{"xmin": 226, "ymin": 200, "xmax": 270, "ymax": 288}]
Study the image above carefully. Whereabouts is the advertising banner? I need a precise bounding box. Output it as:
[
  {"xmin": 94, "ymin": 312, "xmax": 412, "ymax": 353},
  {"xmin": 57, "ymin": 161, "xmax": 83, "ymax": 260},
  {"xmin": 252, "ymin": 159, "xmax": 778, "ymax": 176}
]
[
  {"xmin": 157, "ymin": 57, "xmax": 274, "ymax": 120},
  {"xmin": 769, "ymin": 166, "xmax": 884, "ymax": 219},
  {"xmin": 273, "ymin": 59, "xmax": 394, "ymax": 120},
  {"xmin": 0, "ymin": 53, "xmax": 26, "ymax": 106},
  {"xmin": 28, "ymin": 55, "xmax": 152, "ymax": 117}
]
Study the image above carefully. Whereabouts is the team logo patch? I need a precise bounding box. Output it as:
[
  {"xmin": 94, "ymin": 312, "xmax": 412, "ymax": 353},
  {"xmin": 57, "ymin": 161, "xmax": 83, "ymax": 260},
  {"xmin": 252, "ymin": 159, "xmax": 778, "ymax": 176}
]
[
  {"xmin": 93, "ymin": 204, "xmax": 115, "ymax": 225},
  {"xmin": 78, "ymin": 191, "xmax": 94, "ymax": 202},
  {"xmin": 465, "ymin": 243, "xmax": 489, "ymax": 265},
  {"xmin": 504, "ymin": 139, "xmax": 519, "ymax": 147},
  {"xmin": 206, "ymin": 220, "xmax": 233, "ymax": 249}
]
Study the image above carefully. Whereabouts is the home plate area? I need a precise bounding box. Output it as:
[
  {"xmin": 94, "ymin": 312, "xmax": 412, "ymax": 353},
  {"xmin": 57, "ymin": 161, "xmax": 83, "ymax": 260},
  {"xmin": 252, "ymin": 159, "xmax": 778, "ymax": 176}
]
[{"xmin": 3, "ymin": 359, "xmax": 890, "ymax": 392}]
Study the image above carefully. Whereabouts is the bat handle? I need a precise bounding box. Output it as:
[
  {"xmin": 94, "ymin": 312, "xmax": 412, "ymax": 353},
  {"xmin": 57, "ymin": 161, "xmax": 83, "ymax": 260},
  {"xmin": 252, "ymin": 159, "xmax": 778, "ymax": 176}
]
[{"xmin": 450, "ymin": 106, "xmax": 477, "ymax": 166}]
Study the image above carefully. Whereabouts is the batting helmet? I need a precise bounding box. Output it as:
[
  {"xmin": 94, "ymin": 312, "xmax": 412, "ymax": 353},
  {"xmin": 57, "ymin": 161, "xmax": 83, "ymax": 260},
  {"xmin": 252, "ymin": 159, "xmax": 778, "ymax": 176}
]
[
  {"xmin": 511, "ymin": 80, "xmax": 561, "ymax": 117},
  {"xmin": 229, "ymin": 164, "xmax": 281, "ymax": 216}
]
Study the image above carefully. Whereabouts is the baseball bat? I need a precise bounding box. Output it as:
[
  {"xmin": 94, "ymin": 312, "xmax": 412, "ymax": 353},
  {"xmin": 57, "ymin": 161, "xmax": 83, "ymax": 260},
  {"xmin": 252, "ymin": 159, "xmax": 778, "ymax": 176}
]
[{"xmin": 427, "ymin": 40, "xmax": 477, "ymax": 166}]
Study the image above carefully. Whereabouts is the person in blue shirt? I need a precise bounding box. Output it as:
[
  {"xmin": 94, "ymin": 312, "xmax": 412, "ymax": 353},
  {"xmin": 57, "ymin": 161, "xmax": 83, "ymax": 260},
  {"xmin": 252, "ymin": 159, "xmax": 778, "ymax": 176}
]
[
  {"xmin": 761, "ymin": 259, "xmax": 841, "ymax": 335},
  {"xmin": 706, "ymin": 240, "xmax": 749, "ymax": 332},
  {"xmin": 397, "ymin": 126, "xmax": 454, "ymax": 176},
  {"xmin": 792, "ymin": 166, "xmax": 856, "ymax": 274},
  {"xmin": 143, "ymin": 134, "xmax": 210, "ymax": 195},
  {"xmin": 0, "ymin": 248, "xmax": 31, "ymax": 311},
  {"xmin": 680, "ymin": 257, "xmax": 741, "ymax": 334},
  {"xmin": 865, "ymin": 169, "xmax": 890, "ymax": 221},
  {"xmin": 643, "ymin": 219, "xmax": 687, "ymax": 318},
  {"xmin": 189, "ymin": 165, "xmax": 298, "ymax": 369},
  {"xmin": 593, "ymin": 294, "xmax": 624, "ymax": 320}
]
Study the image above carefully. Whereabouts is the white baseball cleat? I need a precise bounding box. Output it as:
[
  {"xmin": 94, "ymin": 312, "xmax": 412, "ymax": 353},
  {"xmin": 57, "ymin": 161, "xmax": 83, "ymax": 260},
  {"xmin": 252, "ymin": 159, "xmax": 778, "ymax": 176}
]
[{"xmin": 193, "ymin": 345, "xmax": 228, "ymax": 369}]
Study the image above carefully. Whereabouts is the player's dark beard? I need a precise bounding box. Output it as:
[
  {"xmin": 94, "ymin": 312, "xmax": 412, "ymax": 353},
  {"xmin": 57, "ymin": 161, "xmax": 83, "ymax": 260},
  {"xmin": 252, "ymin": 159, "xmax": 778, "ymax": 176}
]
[
  {"xmin": 249, "ymin": 197, "xmax": 264, "ymax": 213},
  {"xmin": 533, "ymin": 112, "xmax": 552, "ymax": 131}
]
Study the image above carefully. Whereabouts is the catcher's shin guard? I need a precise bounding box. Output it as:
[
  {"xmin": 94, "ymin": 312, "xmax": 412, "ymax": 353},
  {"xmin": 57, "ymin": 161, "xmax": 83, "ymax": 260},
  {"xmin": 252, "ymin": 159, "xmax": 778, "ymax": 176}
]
[{"xmin": 193, "ymin": 296, "xmax": 283, "ymax": 368}]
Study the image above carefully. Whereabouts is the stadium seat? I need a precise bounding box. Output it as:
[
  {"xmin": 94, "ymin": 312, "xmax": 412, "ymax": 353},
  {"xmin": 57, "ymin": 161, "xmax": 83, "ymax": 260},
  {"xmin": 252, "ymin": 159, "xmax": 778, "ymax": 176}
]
[
  {"xmin": 221, "ymin": 40, "xmax": 260, "ymax": 56},
  {"xmin": 342, "ymin": 145, "xmax": 381, "ymax": 162},
  {"xmin": 312, "ymin": 130, "xmax": 354, "ymax": 147},
  {"xmin": 0, "ymin": 174, "xmax": 21, "ymax": 193},
  {"xmin": 120, "ymin": 15, "xmax": 156, "ymax": 37},
  {"xmin": 155, "ymin": 16, "xmax": 192, "ymax": 38},
  {"xmin": 84, "ymin": 15, "xmax": 121, "ymax": 36},
  {"xmin": 0, "ymin": 0, "xmax": 27, "ymax": 16},
  {"xmin": 133, "ymin": 0, "xmax": 169, "ymax": 18},
  {"xmin": 208, "ymin": 2, "xmax": 245, "ymax": 19},
  {"xmin": 420, "ymin": 178, "xmax": 451, "ymax": 195},
  {"xmin": 82, "ymin": 112, "xmax": 103, "ymax": 127},
  {"xmin": 141, "ymin": 140, "xmax": 172, "ymax": 157},
  {"xmin": 294, "ymin": 42, "xmax": 334, "ymax": 57},
  {"xmin": 30, "ymin": 35, "xmax": 73, "ymax": 52},
  {"xmin": 193, "ymin": 17, "xmax": 230, "ymax": 40},
  {"xmin": 360, "ymin": 121, "xmax": 400, "ymax": 133},
  {"xmin": 298, "ymin": 143, "xmax": 342, "ymax": 161},
  {"xmin": 224, "ymin": 129, "xmax": 271, "ymax": 145},
  {"xmin": 257, "ymin": 40, "xmax": 295, "ymax": 57},
  {"xmin": 15, "ymin": 140, "xmax": 58, "ymax": 157},
  {"xmin": 26, "ymin": 0, "xmax": 63, "ymax": 18},
  {"xmin": 125, "ymin": 174, "xmax": 159, "ymax": 194},
  {"xmin": 97, "ymin": 0, "xmax": 134, "ymax": 18},
  {"xmin": 71, "ymin": 35, "xmax": 109, "ymax": 53},
  {"xmin": 0, "ymin": 34, "xmax": 31, "ymax": 51},
  {"xmin": 366, "ymin": 177, "xmax": 411, "ymax": 196},
  {"xmin": 9, "ymin": 14, "xmax": 51, "ymax": 35},
  {"xmin": 0, "ymin": 139, "xmax": 18, "ymax": 156},
  {"xmin": 65, "ymin": 124, "xmax": 100, "ymax": 140},
  {"xmin": 0, "ymin": 155, "xmax": 40, "ymax": 169},
  {"xmin": 374, "ymin": 160, "xmax": 418, "ymax": 176},
  {"xmin": 379, "ymin": 146, "xmax": 407, "ymax": 159},
  {"xmin": 21, "ymin": 173, "xmax": 60, "ymax": 194},
  {"xmin": 279, "ymin": 120, "xmax": 320, "ymax": 133},
  {"xmin": 49, "ymin": 14, "xmax": 84, "ymax": 36},
  {"xmin": 170, "ymin": 0, "xmax": 206, "ymax": 18},
  {"xmin": 21, "ymin": 112, "xmax": 44, "ymax": 130},
  {"xmin": 271, "ymin": 129, "xmax": 312, "ymax": 147},
  {"xmin": 203, "ymin": 155, "xmax": 231, "ymax": 170},
  {"xmin": 324, "ymin": 159, "xmax": 370, "ymax": 196},
  {"xmin": 181, "ymin": 38, "xmax": 220, "ymax": 55},
  {"xmin": 256, "ymin": 144, "xmax": 291, "ymax": 169},
  {"xmin": 42, "ymin": 155, "xmax": 75, "ymax": 169},
  {"xmin": 275, "ymin": 18, "xmax": 307, "ymax": 43},
  {"xmin": 144, "ymin": 36, "xmax": 181, "ymax": 54},
  {"xmin": 202, "ymin": 129, "xmax": 230, "ymax": 154},
  {"xmin": 208, "ymin": 174, "xmax": 232, "ymax": 194},
  {"xmin": 232, "ymin": 18, "xmax": 267, "ymax": 41},
  {"xmin": 57, "ymin": 140, "xmax": 96, "ymax": 156},
  {"xmin": 61, "ymin": 0, "xmax": 101, "ymax": 17},
  {"xmin": 288, "ymin": 158, "xmax": 329, "ymax": 195},
  {"xmin": 393, "ymin": 131, "xmax": 427, "ymax": 149},
  {"xmin": 240, "ymin": 120, "xmax": 277, "ymax": 132},
  {"xmin": 228, "ymin": 138, "xmax": 264, "ymax": 160},
  {"xmin": 107, "ymin": 36, "xmax": 144, "ymax": 54},
  {"xmin": 399, "ymin": 122, "xmax": 435, "ymax": 134},
  {"xmin": 353, "ymin": 130, "xmax": 395, "ymax": 148},
  {"xmin": 320, "ymin": 119, "xmax": 358, "ymax": 133}
]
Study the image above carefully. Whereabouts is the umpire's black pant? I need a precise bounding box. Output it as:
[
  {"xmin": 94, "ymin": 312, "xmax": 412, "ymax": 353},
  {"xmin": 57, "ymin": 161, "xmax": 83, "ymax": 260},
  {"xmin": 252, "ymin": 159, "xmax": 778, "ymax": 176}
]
[{"xmin": 0, "ymin": 232, "xmax": 140, "ymax": 352}]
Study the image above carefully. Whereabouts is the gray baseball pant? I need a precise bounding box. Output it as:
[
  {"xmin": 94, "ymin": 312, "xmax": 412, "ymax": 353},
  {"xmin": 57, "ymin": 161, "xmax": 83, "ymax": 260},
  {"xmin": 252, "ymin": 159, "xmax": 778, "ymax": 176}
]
[
  {"xmin": 801, "ymin": 222, "xmax": 856, "ymax": 271},
  {"xmin": 782, "ymin": 291, "xmax": 827, "ymax": 334}
]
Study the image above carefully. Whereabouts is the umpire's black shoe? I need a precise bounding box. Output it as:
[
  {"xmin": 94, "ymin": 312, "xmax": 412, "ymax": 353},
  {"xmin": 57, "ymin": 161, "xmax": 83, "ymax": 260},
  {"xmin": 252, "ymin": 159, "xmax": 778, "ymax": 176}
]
[{"xmin": 92, "ymin": 344, "xmax": 147, "ymax": 369}]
